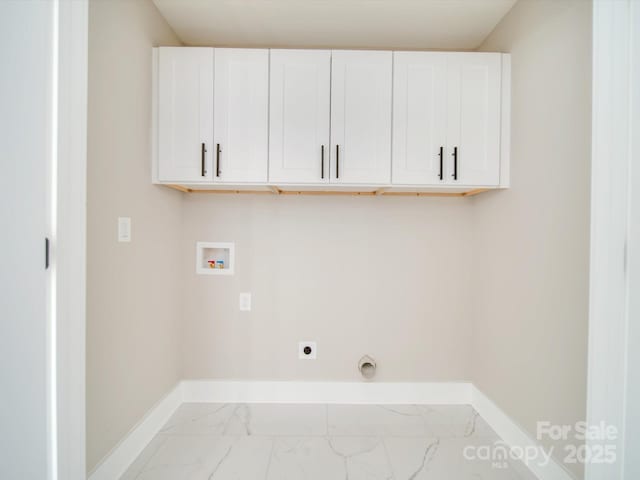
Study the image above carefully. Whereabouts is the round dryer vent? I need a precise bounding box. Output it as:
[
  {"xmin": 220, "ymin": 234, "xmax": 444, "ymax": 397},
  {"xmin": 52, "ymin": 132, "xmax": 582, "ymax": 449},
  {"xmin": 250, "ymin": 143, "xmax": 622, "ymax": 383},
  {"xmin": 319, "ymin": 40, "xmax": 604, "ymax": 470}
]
[{"xmin": 358, "ymin": 355, "xmax": 376, "ymax": 380}]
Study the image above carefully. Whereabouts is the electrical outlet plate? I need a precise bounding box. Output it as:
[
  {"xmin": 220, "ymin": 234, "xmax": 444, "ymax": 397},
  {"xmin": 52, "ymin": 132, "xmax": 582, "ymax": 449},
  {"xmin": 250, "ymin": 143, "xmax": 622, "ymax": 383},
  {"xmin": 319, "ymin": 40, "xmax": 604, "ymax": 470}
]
[
  {"xmin": 298, "ymin": 341, "xmax": 317, "ymax": 360},
  {"xmin": 239, "ymin": 292, "xmax": 251, "ymax": 311},
  {"xmin": 118, "ymin": 217, "xmax": 131, "ymax": 242}
]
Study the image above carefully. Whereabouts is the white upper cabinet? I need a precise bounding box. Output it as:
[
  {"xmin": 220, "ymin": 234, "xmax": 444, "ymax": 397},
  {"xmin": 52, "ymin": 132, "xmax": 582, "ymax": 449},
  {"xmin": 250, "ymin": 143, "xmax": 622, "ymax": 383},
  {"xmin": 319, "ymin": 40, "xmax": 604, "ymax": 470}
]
[
  {"xmin": 269, "ymin": 50, "xmax": 331, "ymax": 184},
  {"xmin": 213, "ymin": 48, "xmax": 269, "ymax": 183},
  {"xmin": 157, "ymin": 47, "xmax": 213, "ymax": 183},
  {"xmin": 330, "ymin": 51, "xmax": 392, "ymax": 184},
  {"xmin": 445, "ymin": 53, "xmax": 502, "ymax": 186},
  {"xmin": 392, "ymin": 52, "xmax": 448, "ymax": 185},
  {"xmin": 392, "ymin": 52, "xmax": 502, "ymax": 187},
  {"xmin": 154, "ymin": 47, "xmax": 508, "ymax": 191}
]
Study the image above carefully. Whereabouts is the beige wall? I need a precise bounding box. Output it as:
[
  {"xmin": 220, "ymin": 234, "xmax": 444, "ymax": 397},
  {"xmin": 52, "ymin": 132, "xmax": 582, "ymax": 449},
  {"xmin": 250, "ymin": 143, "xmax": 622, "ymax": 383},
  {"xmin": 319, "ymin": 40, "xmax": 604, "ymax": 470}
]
[
  {"xmin": 473, "ymin": 0, "xmax": 591, "ymax": 477},
  {"xmin": 181, "ymin": 195, "xmax": 474, "ymax": 381},
  {"xmin": 86, "ymin": 0, "xmax": 182, "ymax": 472},
  {"xmin": 86, "ymin": 0, "xmax": 592, "ymax": 475}
]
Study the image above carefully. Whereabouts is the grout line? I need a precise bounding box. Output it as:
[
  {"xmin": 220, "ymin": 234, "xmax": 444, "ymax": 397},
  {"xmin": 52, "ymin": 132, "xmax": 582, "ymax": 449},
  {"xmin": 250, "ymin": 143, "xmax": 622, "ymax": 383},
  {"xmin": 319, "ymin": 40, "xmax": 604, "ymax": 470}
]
[
  {"xmin": 263, "ymin": 437, "xmax": 276, "ymax": 480},
  {"xmin": 380, "ymin": 436, "xmax": 396, "ymax": 479}
]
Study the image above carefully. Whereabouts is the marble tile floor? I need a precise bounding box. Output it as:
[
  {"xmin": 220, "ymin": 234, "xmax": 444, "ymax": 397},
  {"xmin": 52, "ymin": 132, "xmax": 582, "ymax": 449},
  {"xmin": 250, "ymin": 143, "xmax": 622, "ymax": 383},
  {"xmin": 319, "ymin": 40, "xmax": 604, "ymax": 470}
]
[{"xmin": 121, "ymin": 403, "xmax": 538, "ymax": 480}]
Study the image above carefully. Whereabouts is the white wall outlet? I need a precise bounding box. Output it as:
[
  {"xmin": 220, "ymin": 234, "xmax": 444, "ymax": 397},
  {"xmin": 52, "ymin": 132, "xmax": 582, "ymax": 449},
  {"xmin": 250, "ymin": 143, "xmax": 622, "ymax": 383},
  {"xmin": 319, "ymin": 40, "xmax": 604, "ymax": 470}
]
[
  {"xmin": 239, "ymin": 292, "xmax": 251, "ymax": 311},
  {"xmin": 118, "ymin": 217, "xmax": 131, "ymax": 242},
  {"xmin": 298, "ymin": 341, "xmax": 317, "ymax": 360}
]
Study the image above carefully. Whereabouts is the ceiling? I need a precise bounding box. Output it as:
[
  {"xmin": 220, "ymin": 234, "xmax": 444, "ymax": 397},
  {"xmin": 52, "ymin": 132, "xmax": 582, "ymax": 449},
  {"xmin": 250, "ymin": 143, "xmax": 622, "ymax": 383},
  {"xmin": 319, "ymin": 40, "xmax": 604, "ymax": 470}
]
[{"xmin": 152, "ymin": 0, "xmax": 517, "ymax": 50}]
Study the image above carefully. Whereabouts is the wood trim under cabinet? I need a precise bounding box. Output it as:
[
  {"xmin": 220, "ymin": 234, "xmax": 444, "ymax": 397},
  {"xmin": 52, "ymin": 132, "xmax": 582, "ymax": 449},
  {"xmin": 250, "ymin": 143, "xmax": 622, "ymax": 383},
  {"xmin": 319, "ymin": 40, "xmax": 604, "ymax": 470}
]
[{"xmin": 162, "ymin": 184, "xmax": 492, "ymax": 197}]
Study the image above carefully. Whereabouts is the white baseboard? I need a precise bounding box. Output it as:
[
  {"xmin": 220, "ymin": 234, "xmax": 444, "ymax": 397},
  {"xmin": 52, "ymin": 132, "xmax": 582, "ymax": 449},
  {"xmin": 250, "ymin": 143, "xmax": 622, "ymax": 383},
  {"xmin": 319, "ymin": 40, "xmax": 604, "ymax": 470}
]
[
  {"xmin": 181, "ymin": 380, "xmax": 472, "ymax": 404},
  {"xmin": 472, "ymin": 386, "xmax": 576, "ymax": 480},
  {"xmin": 88, "ymin": 383, "xmax": 182, "ymax": 480},
  {"xmin": 89, "ymin": 381, "xmax": 577, "ymax": 480}
]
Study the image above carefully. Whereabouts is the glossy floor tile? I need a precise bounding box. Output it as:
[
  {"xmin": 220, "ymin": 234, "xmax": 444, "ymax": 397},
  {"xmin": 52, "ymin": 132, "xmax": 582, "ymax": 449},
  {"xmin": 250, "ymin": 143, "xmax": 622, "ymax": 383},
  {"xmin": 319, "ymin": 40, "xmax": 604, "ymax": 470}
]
[
  {"xmin": 121, "ymin": 403, "xmax": 536, "ymax": 480},
  {"xmin": 267, "ymin": 437, "xmax": 392, "ymax": 480},
  {"xmin": 328, "ymin": 404, "xmax": 430, "ymax": 437},
  {"xmin": 224, "ymin": 403, "xmax": 327, "ymax": 436},
  {"xmin": 385, "ymin": 436, "xmax": 528, "ymax": 480}
]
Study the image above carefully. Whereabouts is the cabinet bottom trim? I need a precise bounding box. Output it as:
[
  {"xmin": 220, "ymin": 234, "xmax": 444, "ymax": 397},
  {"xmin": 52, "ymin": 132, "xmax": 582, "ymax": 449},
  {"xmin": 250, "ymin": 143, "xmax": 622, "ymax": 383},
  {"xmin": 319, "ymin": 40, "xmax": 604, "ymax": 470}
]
[{"xmin": 163, "ymin": 184, "xmax": 492, "ymax": 197}]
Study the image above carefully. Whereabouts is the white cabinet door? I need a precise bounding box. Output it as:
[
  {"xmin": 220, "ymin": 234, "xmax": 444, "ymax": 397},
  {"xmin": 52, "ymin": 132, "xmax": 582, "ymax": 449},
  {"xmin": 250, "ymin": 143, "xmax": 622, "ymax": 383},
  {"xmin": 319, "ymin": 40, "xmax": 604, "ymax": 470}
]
[
  {"xmin": 330, "ymin": 50, "xmax": 392, "ymax": 184},
  {"xmin": 392, "ymin": 52, "xmax": 448, "ymax": 185},
  {"xmin": 213, "ymin": 48, "xmax": 269, "ymax": 183},
  {"xmin": 446, "ymin": 53, "xmax": 501, "ymax": 186},
  {"xmin": 157, "ymin": 47, "xmax": 213, "ymax": 183},
  {"xmin": 269, "ymin": 49, "xmax": 331, "ymax": 184}
]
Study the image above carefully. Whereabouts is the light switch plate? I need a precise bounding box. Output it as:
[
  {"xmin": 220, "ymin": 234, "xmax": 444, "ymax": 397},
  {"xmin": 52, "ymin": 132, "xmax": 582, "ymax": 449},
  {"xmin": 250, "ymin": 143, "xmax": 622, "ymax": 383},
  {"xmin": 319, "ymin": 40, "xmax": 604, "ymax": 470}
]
[
  {"xmin": 118, "ymin": 217, "xmax": 131, "ymax": 242},
  {"xmin": 239, "ymin": 292, "xmax": 251, "ymax": 311}
]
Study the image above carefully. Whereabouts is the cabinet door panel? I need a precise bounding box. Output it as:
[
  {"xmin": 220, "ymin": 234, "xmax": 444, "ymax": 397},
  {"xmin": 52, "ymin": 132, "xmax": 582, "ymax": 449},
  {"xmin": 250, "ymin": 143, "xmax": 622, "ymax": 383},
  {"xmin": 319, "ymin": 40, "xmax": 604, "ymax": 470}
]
[
  {"xmin": 446, "ymin": 53, "xmax": 501, "ymax": 186},
  {"xmin": 330, "ymin": 51, "xmax": 392, "ymax": 184},
  {"xmin": 269, "ymin": 50, "xmax": 331, "ymax": 184},
  {"xmin": 214, "ymin": 49, "xmax": 269, "ymax": 183},
  {"xmin": 158, "ymin": 48, "xmax": 213, "ymax": 182},
  {"xmin": 392, "ymin": 52, "xmax": 447, "ymax": 185}
]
